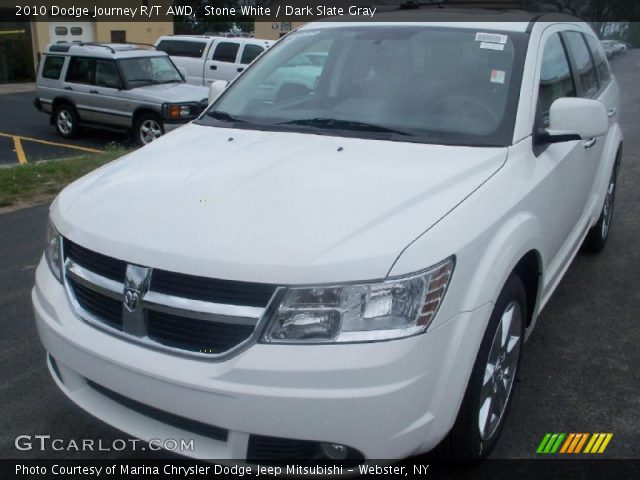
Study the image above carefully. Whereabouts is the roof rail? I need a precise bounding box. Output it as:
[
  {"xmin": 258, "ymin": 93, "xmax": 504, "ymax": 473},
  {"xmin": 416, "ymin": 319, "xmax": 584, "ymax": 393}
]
[
  {"xmin": 76, "ymin": 42, "xmax": 117, "ymax": 54},
  {"xmin": 118, "ymin": 42, "xmax": 158, "ymax": 50}
]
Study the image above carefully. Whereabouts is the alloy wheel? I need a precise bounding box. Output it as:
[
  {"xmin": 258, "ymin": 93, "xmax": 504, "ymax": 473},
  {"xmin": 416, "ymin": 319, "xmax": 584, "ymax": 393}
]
[
  {"xmin": 478, "ymin": 301, "xmax": 522, "ymax": 441},
  {"xmin": 139, "ymin": 119, "xmax": 162, "ymax": 144},
  {"xmin": 57, "ymin": 110, "xmax": 73, "ymax": 135}
]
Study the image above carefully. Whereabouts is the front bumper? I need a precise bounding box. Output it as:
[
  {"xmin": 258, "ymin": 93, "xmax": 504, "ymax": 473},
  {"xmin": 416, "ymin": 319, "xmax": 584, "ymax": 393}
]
[
  {"xmin": 32, "ymin": 258, "xmax": 491, "ymax": 460},
  {"xmin": 163, "ymin": 120, "xmax": 189, "ymax": 133}
]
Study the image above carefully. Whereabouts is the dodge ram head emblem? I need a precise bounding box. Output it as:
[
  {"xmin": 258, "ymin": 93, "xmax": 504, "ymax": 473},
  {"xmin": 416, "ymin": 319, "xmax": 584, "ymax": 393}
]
[{"xmin": 124, "ymin": 288, "xmax": 141, "ymax": 312}]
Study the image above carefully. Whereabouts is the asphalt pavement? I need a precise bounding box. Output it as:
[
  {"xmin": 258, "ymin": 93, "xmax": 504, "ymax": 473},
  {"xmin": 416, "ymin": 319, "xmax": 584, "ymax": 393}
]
[
  {"xmin": 0, "ymin": 88, "xmax": 131, "ymax": 166},
  {"xmin": 0, "ymin": 52, "xmax": 639, "ymax": 463}
]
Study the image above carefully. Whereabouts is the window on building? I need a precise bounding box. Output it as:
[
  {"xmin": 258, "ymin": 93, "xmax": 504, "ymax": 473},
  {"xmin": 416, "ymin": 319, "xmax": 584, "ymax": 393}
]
[
  {"xmin": 111, "ymin": 30, "xmax": 126, "ymax": 43},
  {"xmin": 539, "ymin": 33, "xmax": 575, "ymax": 126},
  {"xmin": 54, "ymin": 27, "xmax": 68, "ymax": 36},
  {"xmin": 212, "ymin": 42, "xmax": 240, "ymax": 63},
  {"xmin": 240, "ymin": 44, "xmax": 265, "ymax": 65},
  {"xmin": 42, "ymin": 55, "xmax": 65, "ymax": 79},
  {"xmin": 66, "ymin": 57, "xmax": 96, "ymax": 84},
  {"xmin": 70, "ymin": 27, "xmax": 83, "ymax": 36},
  {"xmin": 565, "ymin": 31, "xmax": 599, "ymax": 98}
]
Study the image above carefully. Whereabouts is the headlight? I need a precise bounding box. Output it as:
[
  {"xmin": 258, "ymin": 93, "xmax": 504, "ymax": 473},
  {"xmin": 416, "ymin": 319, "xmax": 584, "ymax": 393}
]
[
  {"xmin": 45, "ymin": 219, "xmax": 63, "ymax": 283},
  {"xmin": 262, "ymin": 257, "xmax": 454, "ymax": 343},
  {"xmin": 163, "ymin": 103, "xmax": 193, "ymax": 119}
]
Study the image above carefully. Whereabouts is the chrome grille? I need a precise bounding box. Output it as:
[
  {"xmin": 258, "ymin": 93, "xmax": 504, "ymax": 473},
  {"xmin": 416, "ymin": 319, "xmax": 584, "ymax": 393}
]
[{"xmin": 63, "ymin": 239, "xmax": 279, "ymax": 358}]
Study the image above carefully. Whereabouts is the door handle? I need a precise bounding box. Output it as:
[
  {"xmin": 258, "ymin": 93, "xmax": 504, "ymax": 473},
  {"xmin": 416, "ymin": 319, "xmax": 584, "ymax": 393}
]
[
  {"xmin": 89, "ymin": 90, "xmax": 99, "ymax": 94},
  {"xmin": 209, "ymin": 65, "xmax": 217, "ymax": 70},
  {"xmin": 64, "ymin": 86, "xmax": 72, "ymax": 91},
  {"xmin": 584, "ymin": 138, "xmax": 597, "ymax": 149},
  {"xmin": 607, "ymin": 107, "xmax": 617, "ymax": 118},
  {"xmin": 237, "ymin": 67, "xmax": 244, "ymax": 72}
]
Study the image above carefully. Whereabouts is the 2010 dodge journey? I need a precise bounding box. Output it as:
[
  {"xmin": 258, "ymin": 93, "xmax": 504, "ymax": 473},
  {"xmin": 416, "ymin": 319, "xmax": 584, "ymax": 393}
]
[{"xmin": 33, "ymin": 12, "xmax": 622, "ymax": 462}]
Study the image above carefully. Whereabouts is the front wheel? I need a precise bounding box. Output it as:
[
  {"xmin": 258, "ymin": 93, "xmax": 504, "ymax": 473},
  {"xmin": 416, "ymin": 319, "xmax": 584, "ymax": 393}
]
[
  {"xmin": 582, "ymin": 158, "xmax": 620, "ymax": 253},
  {"xmin": 135, "ymin": 114, "xmax": 164, "ymax": 145},
  {"xmin": 436, "ymin": 274, "xmax": 526, "ymax": 459},
  {"xmin": 54, "ymin": 104, "xmax": 79, "ymax": 139}
]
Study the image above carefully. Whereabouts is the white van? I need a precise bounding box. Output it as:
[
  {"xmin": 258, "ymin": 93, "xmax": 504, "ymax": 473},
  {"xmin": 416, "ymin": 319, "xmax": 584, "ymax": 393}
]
[{"xmin": 155, "ymin": 35, "xmax": 272, "ymax": 85}]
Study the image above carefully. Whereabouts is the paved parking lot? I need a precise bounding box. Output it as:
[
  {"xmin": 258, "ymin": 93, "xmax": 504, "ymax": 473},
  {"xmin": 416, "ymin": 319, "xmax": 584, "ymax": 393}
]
[
  {"xmin": 0, "ymin": 88, "xmax": 131, "ymax": 166},
  {"xmin": 0, "ymin": 52, "xmax": 638, "ymax": 463}
]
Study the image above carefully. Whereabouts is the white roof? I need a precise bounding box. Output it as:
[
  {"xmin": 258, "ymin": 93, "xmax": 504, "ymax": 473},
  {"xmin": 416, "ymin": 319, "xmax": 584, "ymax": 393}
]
[{"xmin": 46, "ymin": 43, "xmax": 167, "ymax": 59}]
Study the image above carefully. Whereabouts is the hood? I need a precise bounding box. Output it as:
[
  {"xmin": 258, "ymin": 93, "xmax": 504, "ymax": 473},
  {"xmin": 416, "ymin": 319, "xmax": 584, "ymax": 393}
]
[
  {"xmin": 131, "ymin": 82, "xmax": 209, "ymax": 103},
  {"xmin": 52, "ymin": 124, "xmax": 506, "ymax": 284}
]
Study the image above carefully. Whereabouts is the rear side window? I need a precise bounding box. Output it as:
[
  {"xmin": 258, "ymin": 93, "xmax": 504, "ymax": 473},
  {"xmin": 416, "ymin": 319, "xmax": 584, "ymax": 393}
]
[
  {"xmin": 157, "ymin": 40, "xmax": 206, "ymax": 58},
  {"xmin": 539, "ymin": 33, "xmax": 575, "ymax": 125},
  {"xmin": 42, "ymin": 55, "xmax": 65, "ymax": 79},
  {"xmin": 66, "ymin": 57, "xmax": 96, "ymax": 84},
  {"xmin": 240, "ymin": 44, "xmax": 264, "ymax": 65},
  {"xmin": 565, "ymin": 32, "xmax": 599, "ymax": 98},
  {"xmin": 212, "ymin": 42, "xmax": 239, "ymax": 63},
  {"xmin": 585, "ymin": 34, "xmax": 611, "ymax": 85}
]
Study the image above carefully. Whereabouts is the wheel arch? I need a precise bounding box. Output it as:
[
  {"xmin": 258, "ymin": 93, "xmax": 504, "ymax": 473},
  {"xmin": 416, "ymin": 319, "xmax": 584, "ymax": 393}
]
[
  {"xmin": 50, "ymin": 97, "xmax": 77, "ymax": 124},
  {"xmin": 132, "ymin": 107, "xmax": 162, "ymax": 129}
]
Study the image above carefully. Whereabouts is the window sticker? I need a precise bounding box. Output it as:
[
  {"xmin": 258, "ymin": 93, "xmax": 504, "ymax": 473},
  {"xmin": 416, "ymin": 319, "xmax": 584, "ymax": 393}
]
[
  {"xmin": 480, "ymin": 42, "xmax": 505, "ymax": 51},
  {"xmin": 476, "ymin": 32, "xmax": 508, "ymax": 44},
  {"xmin": 490, "ymin": 69, "xmax": 506, "ymax": 84}
]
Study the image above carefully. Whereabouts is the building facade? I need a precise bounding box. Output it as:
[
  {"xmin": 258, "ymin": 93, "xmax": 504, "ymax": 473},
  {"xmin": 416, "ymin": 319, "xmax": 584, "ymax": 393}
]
[{"xmin": 0, "ymin": 1, "xmax": 174, "ymax": 83}]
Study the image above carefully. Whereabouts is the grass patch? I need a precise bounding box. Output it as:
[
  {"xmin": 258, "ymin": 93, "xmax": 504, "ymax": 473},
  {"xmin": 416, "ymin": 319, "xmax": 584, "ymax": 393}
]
[{"xmin": 0, "ymin": 150, "xmax": 127, "ymax": 209}]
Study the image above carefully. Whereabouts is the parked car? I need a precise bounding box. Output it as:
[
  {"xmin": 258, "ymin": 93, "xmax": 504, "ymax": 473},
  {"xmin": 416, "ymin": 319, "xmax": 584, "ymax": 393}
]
[
  {"xmin": 34, "ymin": 14, "xmax": 622, "ymax": 462},
  {"xmin": 600, "ymin": 40, "xmax": 616, "ymax": 58},
  {"xmin": 613, "ymin": 41, "xmax": 628, "ymax": 54},
  {"xmin": 155, "ymin": 35, "xmax": 273, "ymax": 85},
  {"xmin": 34, "ymin": 43, "xmax": 209, "ymax": 144}
]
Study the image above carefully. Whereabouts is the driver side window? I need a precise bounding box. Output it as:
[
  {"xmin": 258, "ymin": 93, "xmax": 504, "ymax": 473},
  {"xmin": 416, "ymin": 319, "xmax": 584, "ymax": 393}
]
[{"xmin": 539, "ymin": 33, "xmax": 576, "ymax": 127}]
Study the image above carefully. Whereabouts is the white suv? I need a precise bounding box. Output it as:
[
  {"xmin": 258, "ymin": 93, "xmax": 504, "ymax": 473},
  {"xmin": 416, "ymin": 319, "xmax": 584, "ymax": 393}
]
[{"xmin": 34, "ymin": 15, "xmax": 622, "ymax": 462}]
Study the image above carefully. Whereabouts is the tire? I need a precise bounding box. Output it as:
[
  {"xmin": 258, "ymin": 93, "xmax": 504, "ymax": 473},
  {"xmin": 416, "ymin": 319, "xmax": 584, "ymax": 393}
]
[
  {"xmin": 53, "ymin": 103, "xmax": 79, "ymax": 139},
  {"xmin": 135, "ymin": 113, "xmax": 164, "ymax": 145},
  {"xmin": 436, "ymin": 274, "xmax": 526, "ymax": 460},
  {"xmin": 582, "ymin": 156, "xmax": 620, "ymax": 253}
]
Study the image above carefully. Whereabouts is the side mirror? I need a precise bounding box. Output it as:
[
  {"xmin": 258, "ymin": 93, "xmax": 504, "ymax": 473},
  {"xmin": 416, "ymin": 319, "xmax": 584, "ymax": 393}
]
[
  {"xmin": 177, "ymin": 67, "xmax": 187, "ymax": 81},
  {"xmin": 539, "ymin": 97, "xmax": 608, "ymax": 144},
  {"xmin": 208, "ymin": 80, "xmax": 229, "ymax": 104}
]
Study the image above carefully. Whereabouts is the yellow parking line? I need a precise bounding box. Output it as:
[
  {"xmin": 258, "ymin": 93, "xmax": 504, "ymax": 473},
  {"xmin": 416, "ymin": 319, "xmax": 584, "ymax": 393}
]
[
  {"xmin": 0, "ymin": 132, "xmax": 104, "ymax": 155},
  {"xmin": 12, "ymin": 137, "xmax": 27, "ymax": 164}
]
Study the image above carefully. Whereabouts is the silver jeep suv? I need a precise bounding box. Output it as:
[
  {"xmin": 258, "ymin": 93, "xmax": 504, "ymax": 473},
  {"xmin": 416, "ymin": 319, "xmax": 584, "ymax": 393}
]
[{"xmin": 34, "ymin": 43, "xmax": 209, "ymax": 144}]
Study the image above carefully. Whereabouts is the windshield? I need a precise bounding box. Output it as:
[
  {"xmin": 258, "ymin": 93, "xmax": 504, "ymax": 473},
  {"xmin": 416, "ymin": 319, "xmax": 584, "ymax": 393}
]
[
  {"xmin": 119, "ymin": 56, "xmax": 182, "ymax": 86},
  {"xmin": 199, "ymin": 26, "xmax": 525, "ymax": 146}
]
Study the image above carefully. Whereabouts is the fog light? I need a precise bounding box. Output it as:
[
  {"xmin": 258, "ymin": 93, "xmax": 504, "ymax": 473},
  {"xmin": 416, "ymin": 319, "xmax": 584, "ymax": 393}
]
[{"xmin": 321, "ymin": 443, "xmax": 348, "ymax": 460}]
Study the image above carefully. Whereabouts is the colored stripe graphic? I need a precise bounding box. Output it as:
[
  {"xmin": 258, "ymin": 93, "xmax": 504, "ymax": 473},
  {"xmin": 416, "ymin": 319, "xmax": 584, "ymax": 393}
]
[
  {"xmin": 537, "ymin": 433, "xmax": 565, "ymax": 454},
  {"xmin": 538, "ymin": 433, "xmax": 613, "ymax": 454}
]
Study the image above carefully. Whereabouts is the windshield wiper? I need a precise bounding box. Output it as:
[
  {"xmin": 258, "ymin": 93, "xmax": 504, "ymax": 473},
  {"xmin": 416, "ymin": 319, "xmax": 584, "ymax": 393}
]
[
  {"xmin": 206, "ymin": 111, "xmax": 246, "ymax": 123},
  {"xmin": 277, "ymin": 118, "xmax": 411, "ymax": 136}
]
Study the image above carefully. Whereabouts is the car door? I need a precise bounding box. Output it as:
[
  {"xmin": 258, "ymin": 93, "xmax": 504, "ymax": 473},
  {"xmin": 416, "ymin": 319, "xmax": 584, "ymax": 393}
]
[
  {"xmin": 583, "ymin": 33, "xmax": 621, "ymax": 196},
  {"xmin": 205, "ymin": 40, "xmax": 241, "ymax": 83},
  {"xmin": 238, "ymin": 43, "xmax": 266, "ymax": 73},
  {"xmin": 532, "ymin": 29, "xmax": 594, "ymax": 280},
  {"xmin": 63, "ymin": 56, "xmax": 100, "ymax": 123},
  {"xmin": 90, "ymin": 59, "xmax": 130, "ymax": 128}
]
